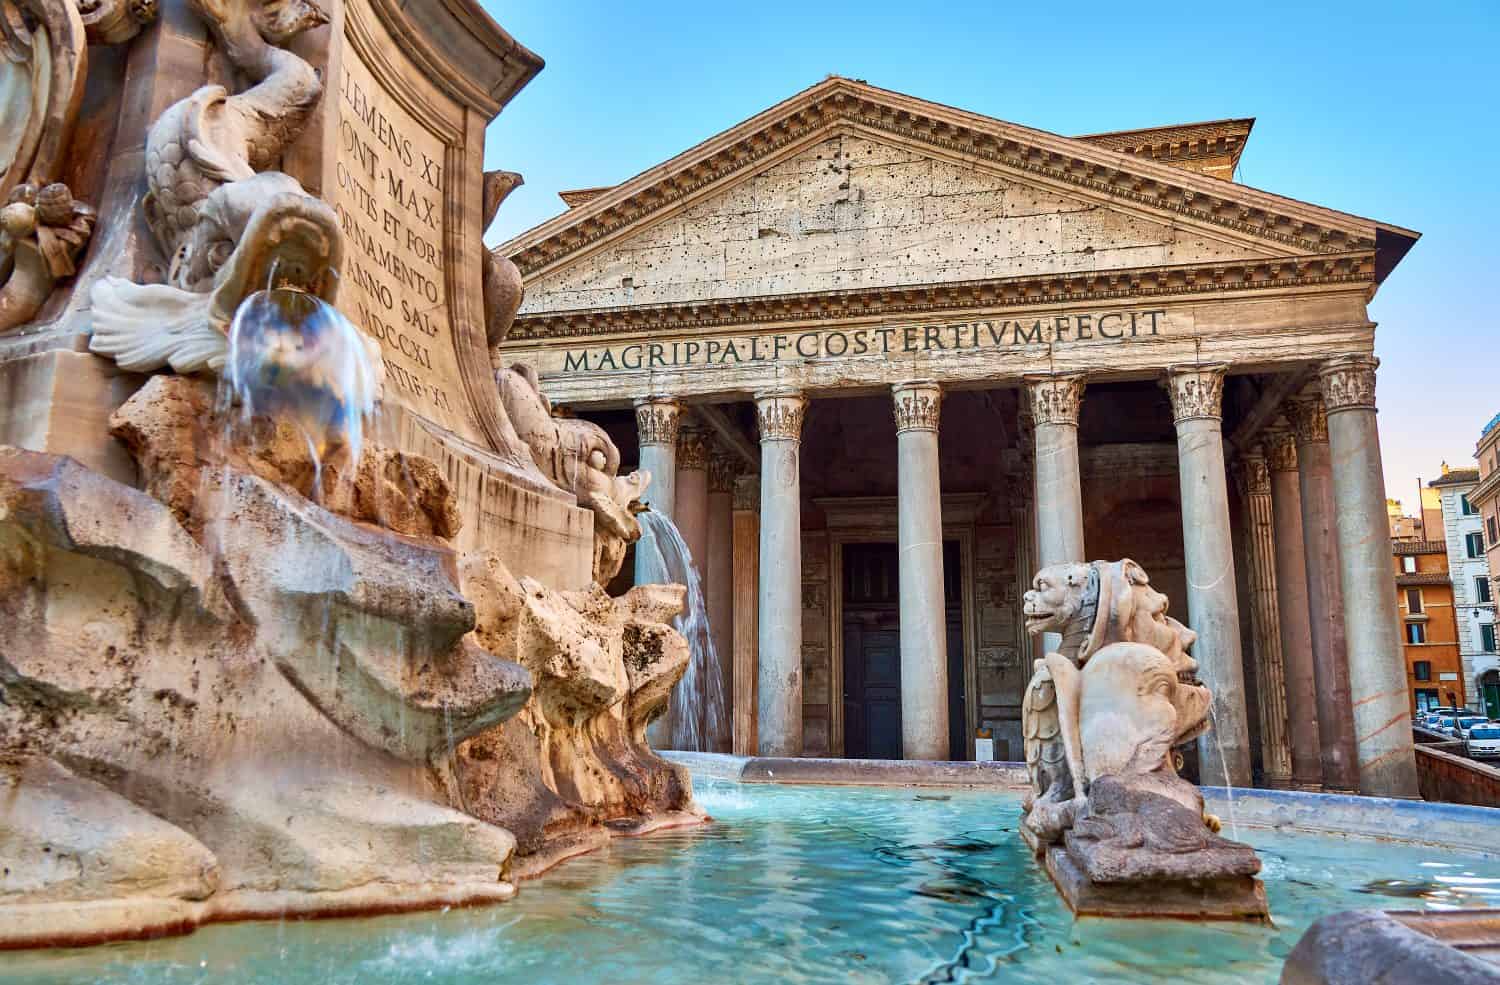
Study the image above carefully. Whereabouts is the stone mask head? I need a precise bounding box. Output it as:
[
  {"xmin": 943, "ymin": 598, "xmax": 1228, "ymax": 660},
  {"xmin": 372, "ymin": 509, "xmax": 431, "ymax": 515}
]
[
  {"xmin": 1080, "ymin": 641, "xmax": 1213, "ymax": 783},
  {"xmin": 1023, "ymin": 562, "xmax": 1094, "ymax": 637}
]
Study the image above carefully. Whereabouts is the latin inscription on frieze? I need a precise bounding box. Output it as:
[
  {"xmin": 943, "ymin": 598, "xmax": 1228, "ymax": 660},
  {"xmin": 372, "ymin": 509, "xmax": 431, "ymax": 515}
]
[
  {"xmin": 553, "ymin": 308, "xmax": 1170, "ymax": 374},
  {"xmin": 331, "ymin": 5, "xmax": 478, "ymax": 437}
]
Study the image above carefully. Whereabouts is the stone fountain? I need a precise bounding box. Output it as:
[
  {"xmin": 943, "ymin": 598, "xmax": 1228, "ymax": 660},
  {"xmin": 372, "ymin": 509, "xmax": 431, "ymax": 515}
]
[
  {"xmin": 0, "ymin": 0, "xmax": 697, "ymax": 950},
  {"xmin": 1020, "ymin": 559, "xmax": 1270, "ymax": 921}
]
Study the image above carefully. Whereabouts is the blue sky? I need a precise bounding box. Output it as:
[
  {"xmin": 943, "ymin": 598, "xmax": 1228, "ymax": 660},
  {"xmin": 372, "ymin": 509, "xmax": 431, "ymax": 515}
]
[{"xmin": 480, "ymin": 0, "xmax": 1498, "ymax": 506}]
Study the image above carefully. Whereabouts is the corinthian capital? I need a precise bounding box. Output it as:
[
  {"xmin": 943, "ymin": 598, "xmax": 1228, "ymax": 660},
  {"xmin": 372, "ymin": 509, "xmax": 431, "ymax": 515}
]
[
  {"xmin": 677, "ymin": 425, "xmax": 710, "ymax": 470},
  {"xmin": 1318, "ymin": 354, "xmax": 1379, "ymax": 413},
  {"xmin": 891, "ymin": 380, "xmax": 941, "ymax": 433},
  {"xmin": 1165, "ymin": 362, "xmax": 1228, "ymax": 424},
  {"xmin": 709, "ymin": 449, "xmax": 737, "ymax": 492},
  {"xmin": 1263, "ymin": 429, "xmax": 1298, "ymax": 473},
  {"xmin": 1023, "ymin": 373, "xmax": 1086, "ymax": 426},
  {"xmin": 634, "ymin": 396, "xmax": 680, "ymax": 446},
  {"xmin": 1286, "ymin": 394, "xmax": 1328, "ymax": 445},
  {"xmin": 755, "ymin": 388, "xmax": 806, "ymax": 442},
  {"xmin": 1234, "ymin": 451, "xmax": 1272, "ymax": 497}
]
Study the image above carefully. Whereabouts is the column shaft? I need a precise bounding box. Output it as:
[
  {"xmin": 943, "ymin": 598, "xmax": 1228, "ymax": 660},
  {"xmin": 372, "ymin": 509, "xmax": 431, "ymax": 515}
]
[
  {"xmin": 1265, "ymin": 429, "xmax": 1325, "ymax": 788},
  {"xmin": 1023, "ymin": 374, "xmax": 1086, "ymax": 654},
  {"xmin": 1167, "ymin": 364, "xmax": 1252, "ymax": 788},
  {"xmin": 1320, "ymin": 356, "xmax": 1420, "ymax": 798},
  {"xmin": 1236, "ymin": 450, "xmax": 1293, "ymax": 788},
  {"xmin": 670, "ymin": 425, "xmax": 711, "ymax": 750},
  {"xmin": 1289, "ymin": 396, "xmax": 1360, "ymax": 792},
  {"xmin": 755, "ymin": 389, "xmax": 806, "ymax": 757},
  {"xmin": 634, "ymin": 397, "xmax": 679, "ymax": 750},
  {"xmin": 731, "ymin": 474, "xmax": 760, "ymax": 756},
  {"xmin": 893, "ymin": 381, "xmax": 949, "ymax": 761},
  {"xmin": 705, "ymin": 452, "xmax": 737, "ymax": 754}
]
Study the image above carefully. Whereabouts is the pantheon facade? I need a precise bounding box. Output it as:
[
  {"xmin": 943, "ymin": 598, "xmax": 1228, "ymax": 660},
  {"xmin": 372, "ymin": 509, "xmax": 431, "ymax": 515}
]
[{"xmin": 497, "ymin": 78, "xmax": 1421, "ymax": 798}]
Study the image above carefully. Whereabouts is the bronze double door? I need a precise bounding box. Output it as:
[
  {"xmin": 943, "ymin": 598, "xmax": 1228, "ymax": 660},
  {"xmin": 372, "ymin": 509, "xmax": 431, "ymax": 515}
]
[{"xmin": 841, "ymin": 541, "xmax": 965, "ymax": 760}]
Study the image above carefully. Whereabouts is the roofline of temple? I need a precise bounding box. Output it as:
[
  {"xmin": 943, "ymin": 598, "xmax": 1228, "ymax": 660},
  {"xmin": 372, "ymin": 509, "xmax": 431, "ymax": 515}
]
[{"xmin": 498, "ymin": 76, "xmax": 1418, "ymax": 284}]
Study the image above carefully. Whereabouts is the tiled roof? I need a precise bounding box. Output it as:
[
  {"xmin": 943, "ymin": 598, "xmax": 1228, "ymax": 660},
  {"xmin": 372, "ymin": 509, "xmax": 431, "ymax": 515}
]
[
  {"xmin": 1397, "ymin": 572, "xmax": 1451, "ymax": 587},
  {"xmin": 1430, "ymin": 468, "xmax": 1480, "ymax": 486},
  {"xmin": 1484, "ymin": 412, "xmax": 1500, "ymax": 438},
  {"xmin": 1392, "ymin": 539, "xmax": 1447, "ymax": 556}
]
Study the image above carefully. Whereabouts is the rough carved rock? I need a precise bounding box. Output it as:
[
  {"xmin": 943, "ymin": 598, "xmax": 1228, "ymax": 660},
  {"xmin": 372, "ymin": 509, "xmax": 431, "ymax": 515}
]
[
  {"xmin": 456, "ymin": 553, "xmax": 696, "ymax": 859},
  {"xmin": 88, "ymin": 0, "xmax": 344, "ymax": 374},
  {"xmin": 109, "ymin": 374, "xmax": 460, "ymax": 540},
  {"xmin": 1045, "ymin": 777, "xmax": 1268, "ymax": 921},
  {"xmin": 498, "ymin": 362, "xmax": 648, "ymax": 584},
  {"xmin": 1019, "ymin": 560, "xmax": 1266, "ymax": 921},
  {"xmin": 0, "ymin": 391, "xmax": 697, "ymax": 942},
  {"xmin": 0, "ymin": 446, "xmax": 529, "ymax": 945}
]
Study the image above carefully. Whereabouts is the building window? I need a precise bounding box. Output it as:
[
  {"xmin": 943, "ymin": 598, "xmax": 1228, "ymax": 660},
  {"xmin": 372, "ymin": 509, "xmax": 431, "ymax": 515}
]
[
  {"xmin": 1470, "ymin": 531, "xmax": 1487, "ymax": 558},
  {"xmin": 1406, "ymin": 588, "xmax": 1423, "ymax": 613},
  {"xmin": 1414, "ymin": 660, "xmax": 1432, "ymax": 681},
  {"xmin": 1416, "ymin": 688, "xmax": 1441, "ymax": 711},
  {"xmin": 1484, "ymin": 624, "xmax": 1498, "ymax": 653},
  {"xmin": 1462, "ymin": 494, "xmax": 1478, "ymax": 515},
  {"xmin": 1480, "ymin": 577, "xmax": 1494, "ymax": 604},
  {"xmin": 1402, "ymin": 555, "xmax": 1417, "ymax": 573},
  {"xmin": 1406, "ymin": 622, "xmax": 1427, "ymax": 644}
]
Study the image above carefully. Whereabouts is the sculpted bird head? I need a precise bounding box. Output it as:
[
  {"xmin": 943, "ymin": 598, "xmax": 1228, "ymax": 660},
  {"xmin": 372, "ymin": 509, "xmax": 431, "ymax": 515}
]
[
  {"xmin": 255, "ymin": 0, "xmax": 329, "ymax": 44},
  {"xmin": 482, "ymin": 171, "xmax": 525, "ymax": 230}
]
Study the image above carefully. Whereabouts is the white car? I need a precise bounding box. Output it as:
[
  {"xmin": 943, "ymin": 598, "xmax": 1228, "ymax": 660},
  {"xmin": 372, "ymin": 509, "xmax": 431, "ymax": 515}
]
[
  {"xmin": 1464, "ymin": 724, "xmax": 1500, "ymax": 759},
  {"xmin": 1448, "ymin": 715, "xmax": 1489, "ymax": 737},
  {"xmin": 1425, "ymin": 711, "xmax": 1461, "ymax": 732}
]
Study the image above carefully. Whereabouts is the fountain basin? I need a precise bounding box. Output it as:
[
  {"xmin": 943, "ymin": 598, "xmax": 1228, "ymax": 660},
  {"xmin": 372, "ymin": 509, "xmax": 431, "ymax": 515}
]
[{"xmin": 2, "ymin": 754, "xmax": 1496, "ymax": 983}]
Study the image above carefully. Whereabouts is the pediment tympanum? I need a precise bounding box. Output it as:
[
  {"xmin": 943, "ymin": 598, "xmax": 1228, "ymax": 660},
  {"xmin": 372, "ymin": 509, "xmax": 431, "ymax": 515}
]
[{"xmin": 517, "ymin": 133, "xmax": 1284, "ymax": 315}]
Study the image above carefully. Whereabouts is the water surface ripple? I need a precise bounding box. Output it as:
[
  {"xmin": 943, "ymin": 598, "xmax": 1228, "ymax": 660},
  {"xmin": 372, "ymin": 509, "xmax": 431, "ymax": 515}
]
[{"xmin": 6, "ymin": 777, "xmax": 1497, "ymax": 984}]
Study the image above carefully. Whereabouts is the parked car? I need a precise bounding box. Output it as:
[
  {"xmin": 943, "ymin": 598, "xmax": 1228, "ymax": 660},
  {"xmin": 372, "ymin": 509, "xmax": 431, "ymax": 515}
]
[
  {"xmin": 1464, "ymin": 724, "xmax": 1500, "ymax": 759},
  {"xmin": 1425, "ymin": 710, "xmax": 1461, "ymax": 731},
  {"xmin": 1448, "ymin": 715, "xmax": 1489, "ymax": 737}
]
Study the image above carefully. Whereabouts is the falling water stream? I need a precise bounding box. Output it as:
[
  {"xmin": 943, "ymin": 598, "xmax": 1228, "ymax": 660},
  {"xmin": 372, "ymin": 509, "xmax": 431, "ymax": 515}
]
[
  {"xmin": 219, "ymin": 282, "xmax": 380, "ymax": 477},
  {"xmin": 636, "ymin": 510, "xmax": 729, "ymax": 751}
]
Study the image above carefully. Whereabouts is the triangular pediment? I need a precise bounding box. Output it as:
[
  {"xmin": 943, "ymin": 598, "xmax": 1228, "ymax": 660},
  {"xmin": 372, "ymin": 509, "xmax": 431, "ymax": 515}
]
[
  {"xmin": 500, "ymin": 77, "xmax": 1416, "ymax": 309},
  {"xmin": 517, "ymin": 131, "xmax": 1303, "ymax": 314}
]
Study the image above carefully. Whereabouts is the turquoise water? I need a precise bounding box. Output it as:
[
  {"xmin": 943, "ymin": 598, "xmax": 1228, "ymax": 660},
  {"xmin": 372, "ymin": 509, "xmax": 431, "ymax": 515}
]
[{"xmin": 6, "ymin": 777, "xmax": 1498, "ymax": 984}]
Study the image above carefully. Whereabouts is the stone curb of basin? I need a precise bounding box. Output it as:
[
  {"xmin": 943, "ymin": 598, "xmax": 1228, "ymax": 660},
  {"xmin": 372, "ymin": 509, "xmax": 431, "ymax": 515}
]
[{"xmin": 665, "ymin": 752, "xmax": 1500, "ymax": 857}]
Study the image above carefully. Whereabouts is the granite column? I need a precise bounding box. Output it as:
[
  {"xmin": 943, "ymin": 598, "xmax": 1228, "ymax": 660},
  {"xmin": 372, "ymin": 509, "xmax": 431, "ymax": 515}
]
[
  {"xmin": 892, "ymin": 380, "xmax": 949, "ymax": 761},
  {"xmin": 1288, "ymin": 394, "xmax": 1360, "ymax": 793},
  {"xmin": 634, "ymin": 396, "xmax": 679, "ymax": 749},
  {"xmin": 1023, "ymin": 374, "xmax": 1087, "ymax": 654},
  {"xmin": 731, "ymin": 473, "xmax": 760, "ymax": 756},
  {"xmin": 705, "ymin": 450, "xmax": 737, "ymax": 753},
  {"xmin": 1264, "ymin": 428, "xmax": 1325, "ymax": 789},
  {"xmin": 1234, "ymin": 449, "xmax": 1293, "ymax": 788},
  {"xmin": 1319, "ymin": 355, "xmax": 1420, "ymax": 798},
  {"xmin": 1166, "ymin": 363, "xmax": 1252, "ymax": 788},
  {"xmin": 670, "ymin": 424, "xmax": 711, "ymax": 750},
  {"xmin": 755, "ymin": 388, "xmax": 806, "ymax": 757}
]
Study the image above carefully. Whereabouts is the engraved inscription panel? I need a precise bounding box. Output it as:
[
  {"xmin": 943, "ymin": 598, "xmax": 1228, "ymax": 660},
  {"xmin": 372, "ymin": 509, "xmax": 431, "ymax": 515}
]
[{"xmin": 331, "ymin": 1, "xmax": 478, "ymax": 438}]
